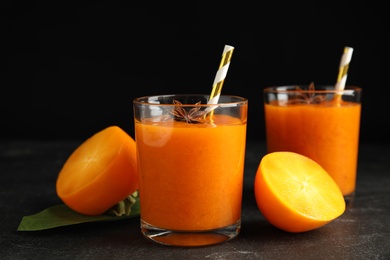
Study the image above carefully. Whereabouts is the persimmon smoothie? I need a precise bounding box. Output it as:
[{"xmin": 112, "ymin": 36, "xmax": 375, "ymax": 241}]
[
  {"xmin": 264, "ymin": 86, "xmax": 362, "ymax": 200},
  {"xmin": 133, "ymin": 95, "xmax": 248, "ymax": 246}
]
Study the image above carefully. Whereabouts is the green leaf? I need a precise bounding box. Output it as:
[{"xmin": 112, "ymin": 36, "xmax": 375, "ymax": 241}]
[{"xmin": 17, "ymin": 196, "xmax": 140, "ymax": 231}]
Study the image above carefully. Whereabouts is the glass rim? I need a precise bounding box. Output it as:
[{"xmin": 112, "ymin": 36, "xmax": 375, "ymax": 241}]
[
  {"xmin": 133, "ymin": 94, "xmax": 248, "ymax": 107},
  {"xmin": 264, "ymin": 85, "xmax": 362, "ymax": 94}
]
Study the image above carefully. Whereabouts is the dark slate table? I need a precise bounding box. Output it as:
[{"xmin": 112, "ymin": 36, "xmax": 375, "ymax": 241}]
[{"xmin": 1, "ymin": 140, "xmax": 389, "ymax": 259}]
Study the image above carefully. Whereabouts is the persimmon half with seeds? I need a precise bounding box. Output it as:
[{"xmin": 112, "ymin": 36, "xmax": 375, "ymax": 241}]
[{"xmin": 56, "ymin": 126, "xmax": 138, "ymax": 216}]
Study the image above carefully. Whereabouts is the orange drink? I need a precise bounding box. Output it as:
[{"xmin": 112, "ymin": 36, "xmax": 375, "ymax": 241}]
[
  {"xmin": 264, "ymin": 85, "xmax": 362, "ymax": 207},
  {"xmin": 133, "ymin": 94, "xmax": 248, "ymax": 246}
]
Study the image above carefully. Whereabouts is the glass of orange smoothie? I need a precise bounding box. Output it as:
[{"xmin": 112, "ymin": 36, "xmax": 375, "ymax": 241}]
[
  {"xmin": 133, "ymin": 94, "xmax": 248, "ymax": 247},
  {"xmin": 264, "ymin": 84, "xmax": 362, "ymax": 207}
]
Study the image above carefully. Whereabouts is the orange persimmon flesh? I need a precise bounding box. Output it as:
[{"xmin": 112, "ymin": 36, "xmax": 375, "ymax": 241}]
[
  {"xmin": 254, "ymin": 151, "xmax": 345, "ymax": 233},
  {"xmin": 56, "ymin": 126, "xmax": 138, "ymax": 216}
]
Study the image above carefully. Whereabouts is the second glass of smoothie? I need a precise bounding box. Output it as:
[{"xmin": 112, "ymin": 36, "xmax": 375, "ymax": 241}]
[{"xmin": 264, "ymin": 84, "xmax": 362, "ymax": 207}]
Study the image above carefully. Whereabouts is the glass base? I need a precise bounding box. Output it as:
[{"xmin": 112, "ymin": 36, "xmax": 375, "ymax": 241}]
[
  {"xmin": 140, "ymin": 219, "xmax": 241, "ymax": 247},
  {"xmin": 344, "ymin": 192, "xmax": 355, "ymax": 209}
]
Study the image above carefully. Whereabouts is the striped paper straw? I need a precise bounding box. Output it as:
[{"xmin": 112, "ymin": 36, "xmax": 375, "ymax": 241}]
[
  {"xmin": 335, "ymin": 46, "xmax": 354, "ymax": 91},
  {"xmin": 208, "ymin": 45, "xmax": 234, "ymax": 105}
]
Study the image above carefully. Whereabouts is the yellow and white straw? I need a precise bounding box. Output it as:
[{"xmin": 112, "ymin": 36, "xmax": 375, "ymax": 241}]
[
  {"xmin": 335, "ymin": 46, "xmax": 354, "ymax": 91},
  {"xmin": 208, "ymin": 45, "xmax": 234, "ymax": 105}
]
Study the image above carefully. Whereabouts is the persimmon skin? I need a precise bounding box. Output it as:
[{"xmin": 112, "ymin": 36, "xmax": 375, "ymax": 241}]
[
  {"xmin": 56, "ymin": 126, "xmax": 138, "ymax": 216},
  {"xmin": 254, "ymin": 152, "xmax": 345, "ymax": 233}
]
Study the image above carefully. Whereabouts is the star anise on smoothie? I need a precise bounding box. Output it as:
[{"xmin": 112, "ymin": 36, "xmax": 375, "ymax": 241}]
[
  {"xmin": 289, "ymin": 82, "xmax": 326, "ymax": 104},
  {"xmin": 168, "ymin": 100, "xmax": 206, "ymax": 123}
]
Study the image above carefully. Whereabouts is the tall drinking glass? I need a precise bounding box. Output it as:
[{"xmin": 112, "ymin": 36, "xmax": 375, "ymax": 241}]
[
  {"xmin": 133, "ymin": 94, "xmax": 248, "ymax": 247},
  {"xmin": 264, "ymin": 85, "xmax": 362, "ymax": 207}
]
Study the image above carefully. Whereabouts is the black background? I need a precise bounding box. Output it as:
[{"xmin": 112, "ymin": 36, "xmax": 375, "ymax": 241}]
[{"xmin": 2, "ymin": 1, "xmax": 389, "ymax": 143}]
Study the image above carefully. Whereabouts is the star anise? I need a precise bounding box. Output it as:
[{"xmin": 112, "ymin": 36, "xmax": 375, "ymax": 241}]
[
  {"xmin": 168, "ymin": 100, "xmax": 206, "ymax": 123},
  {"xmin": 288, "ymin": 82, "xmax": 326, "ymax": 104}
]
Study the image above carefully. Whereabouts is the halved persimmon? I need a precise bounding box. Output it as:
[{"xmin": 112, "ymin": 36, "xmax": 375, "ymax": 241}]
[
  {"xmin": 56, "ymin": 126, "xmax": 138, "ymax": 216},
  {"xmin": 254, "ymin": 151, "xmax": 345, "ymax": 232}
]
